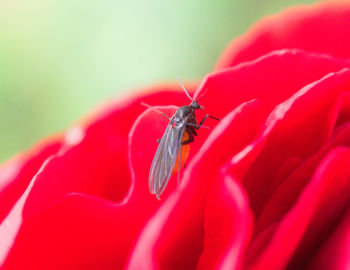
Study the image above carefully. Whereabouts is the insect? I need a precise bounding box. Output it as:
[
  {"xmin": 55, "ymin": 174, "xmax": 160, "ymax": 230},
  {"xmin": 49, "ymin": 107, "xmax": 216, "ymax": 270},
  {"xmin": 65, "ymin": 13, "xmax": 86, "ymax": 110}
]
[{"xmin": 143, "ymin": 79, "xmax": 219, "ymax": 200}]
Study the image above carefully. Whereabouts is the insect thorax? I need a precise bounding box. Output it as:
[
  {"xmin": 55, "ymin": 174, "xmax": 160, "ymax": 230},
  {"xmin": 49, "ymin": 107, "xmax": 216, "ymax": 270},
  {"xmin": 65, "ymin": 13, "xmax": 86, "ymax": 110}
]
[{"xmin": 171, "ymin": 106, "xmax": 196, "ymax": 126}]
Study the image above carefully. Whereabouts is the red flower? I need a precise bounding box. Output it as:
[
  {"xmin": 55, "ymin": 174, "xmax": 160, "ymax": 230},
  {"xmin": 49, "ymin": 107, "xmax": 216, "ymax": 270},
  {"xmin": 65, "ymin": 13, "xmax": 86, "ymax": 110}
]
[{"xmin": 1, "ymin": 1, "xmax": 350, "ymax": 269}]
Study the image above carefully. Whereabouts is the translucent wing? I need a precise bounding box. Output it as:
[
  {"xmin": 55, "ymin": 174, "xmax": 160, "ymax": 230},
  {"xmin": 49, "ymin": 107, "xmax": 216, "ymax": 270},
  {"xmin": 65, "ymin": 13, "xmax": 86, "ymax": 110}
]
[{"xmin": 149, "ymin": 122, "xmax": 185, "ymax": 199}]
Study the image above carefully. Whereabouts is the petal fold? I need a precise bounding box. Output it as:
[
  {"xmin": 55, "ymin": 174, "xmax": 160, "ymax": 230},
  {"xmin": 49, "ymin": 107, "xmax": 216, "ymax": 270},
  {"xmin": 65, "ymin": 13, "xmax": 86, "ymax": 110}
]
[{"xmin": 246, "ymin": 147, "xmax": 350, "ymax": 270}]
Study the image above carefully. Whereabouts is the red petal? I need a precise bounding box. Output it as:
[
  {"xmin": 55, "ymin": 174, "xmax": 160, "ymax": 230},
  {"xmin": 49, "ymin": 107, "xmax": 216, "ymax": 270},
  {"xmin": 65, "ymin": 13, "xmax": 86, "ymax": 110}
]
[
  {"xmin": 0, "ymin": 83, "xmax": 199, "ymax": 268},
  {"xmin": 226, "ymin": 68, "xmax": 350, "ymax": 218},
  {"xmin": 256, "ymin": 122, "xmax": 350, "ymax": 236},
  {"xmin": 1, "ymin": 193, "xmax": 157, "ymax": 270},
  {"xmin": 196, "ymin": 176, "xmax": 252, "ymax": 270},
  {"xmin": 195, "ymin": 49, "xmax": 349, "ymax": 123},
  {"xmin": 0, "ymin": 137, "xmax": 62, "ymax": 223},
  {"xmin": 335, "ymin": 91, "xmax": 350, "ymax": 128},
  {"xmin": 246, "ymin": 147, "xmax": 350, "ymax": 269},
  {"xmin": 215, "ymin": 1, "xmax": 350, "ymax": 69},
  {"xmin": 126, "ymin": 100, "xmax": 264, "ymax": 269},
  {"xmin": 307, "ymin": 208, "xmax": 350, "ymax": 270}
]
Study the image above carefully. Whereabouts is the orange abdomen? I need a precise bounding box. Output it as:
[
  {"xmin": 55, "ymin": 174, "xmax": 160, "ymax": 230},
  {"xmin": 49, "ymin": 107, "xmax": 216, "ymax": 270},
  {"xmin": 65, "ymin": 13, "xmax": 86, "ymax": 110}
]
[{"xmin": 171, "ymin": 131, "xmax": 190, "ymax": 176}]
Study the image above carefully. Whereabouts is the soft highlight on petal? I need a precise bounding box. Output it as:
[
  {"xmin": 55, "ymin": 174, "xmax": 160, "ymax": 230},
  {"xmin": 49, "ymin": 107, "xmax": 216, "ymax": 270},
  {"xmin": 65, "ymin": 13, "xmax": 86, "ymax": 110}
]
[{"xmin": 0, "ymin": 137, "xmax": 62, "ymax": 223}]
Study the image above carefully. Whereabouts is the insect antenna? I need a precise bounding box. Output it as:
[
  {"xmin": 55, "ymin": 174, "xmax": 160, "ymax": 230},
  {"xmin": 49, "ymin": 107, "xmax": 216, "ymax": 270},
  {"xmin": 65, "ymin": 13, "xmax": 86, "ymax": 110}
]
[
  {"xmin": 141, "ymin": 102, "xmax": 171, "ymax": 120},
  {"xmin": 194, "ymin": 87, "xmax": 209, "ymax": 102},
  {"xmin": 176, "ymin": 76, "xmax": 194, "ymax": 101}
]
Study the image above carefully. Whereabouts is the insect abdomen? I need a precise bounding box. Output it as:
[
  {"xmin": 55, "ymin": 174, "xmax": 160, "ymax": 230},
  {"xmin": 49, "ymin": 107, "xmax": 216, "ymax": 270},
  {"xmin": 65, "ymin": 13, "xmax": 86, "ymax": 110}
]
[{"xmin": 171, "ymin": 131, "xmax": 190, "ymax": 176}]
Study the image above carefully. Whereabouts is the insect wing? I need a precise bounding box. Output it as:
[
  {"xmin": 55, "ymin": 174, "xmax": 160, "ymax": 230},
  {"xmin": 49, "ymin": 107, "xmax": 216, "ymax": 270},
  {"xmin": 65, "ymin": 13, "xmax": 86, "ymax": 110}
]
[{"xmin": 149, "ymin": 123, "xmax": 185, "ymax": 198}]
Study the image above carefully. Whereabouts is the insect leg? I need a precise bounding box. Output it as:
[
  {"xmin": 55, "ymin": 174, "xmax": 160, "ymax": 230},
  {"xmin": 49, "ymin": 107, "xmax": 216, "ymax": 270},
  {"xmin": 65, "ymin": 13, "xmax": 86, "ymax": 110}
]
[
  {"xmin": 197, "ymin": 114, "xmax": 220, "ymax": 129},
  {"xmin": 141, "ymin": 102, "xmax": 171, "ymax": 120},
  {"xmin": 186, "ymin": 123, "xmax": 210, "ymax": 129}
]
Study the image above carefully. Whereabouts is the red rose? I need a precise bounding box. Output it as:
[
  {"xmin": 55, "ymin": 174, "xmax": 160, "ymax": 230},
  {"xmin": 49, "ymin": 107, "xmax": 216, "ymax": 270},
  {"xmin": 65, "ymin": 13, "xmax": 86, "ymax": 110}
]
[{"xmin": 1, "ymin": 1, "xmax": 350, "ymax": 269}]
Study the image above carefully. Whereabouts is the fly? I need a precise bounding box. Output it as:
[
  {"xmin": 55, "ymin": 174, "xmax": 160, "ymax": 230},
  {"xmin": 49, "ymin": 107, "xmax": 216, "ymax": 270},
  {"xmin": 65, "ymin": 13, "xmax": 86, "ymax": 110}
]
[{"xmin": 143, "ymin": 78, "xmax": 219, "ymax": 200}]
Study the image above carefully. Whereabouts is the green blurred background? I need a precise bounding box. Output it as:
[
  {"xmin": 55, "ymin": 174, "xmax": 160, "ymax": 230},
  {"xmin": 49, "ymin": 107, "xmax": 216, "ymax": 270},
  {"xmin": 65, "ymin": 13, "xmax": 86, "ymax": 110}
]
[{"xmin": 0, "ymin": 0, "xmax": 319, "ymax": 162}]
